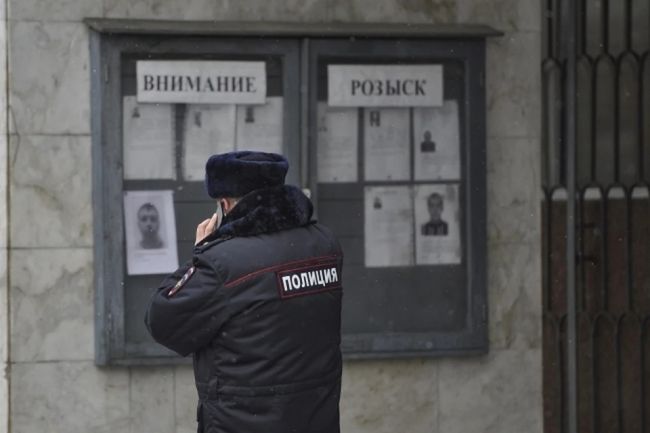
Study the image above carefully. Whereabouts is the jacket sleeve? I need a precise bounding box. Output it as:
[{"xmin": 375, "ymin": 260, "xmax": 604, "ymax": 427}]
[{"xmin": 144, "ymin": 255, "xmax": 229, "ymax": 356}]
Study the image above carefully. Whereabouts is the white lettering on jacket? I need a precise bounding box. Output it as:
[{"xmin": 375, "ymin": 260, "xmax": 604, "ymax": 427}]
[{"xmin": 277, "ymin": 260, "xmax": 341, "ymax": 299}]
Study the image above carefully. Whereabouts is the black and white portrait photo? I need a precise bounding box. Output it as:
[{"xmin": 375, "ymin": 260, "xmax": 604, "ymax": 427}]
[
  {"xmin": 421, "ymin": 192, "xmax": 448, "ymax": 236},
  {"xmin": 136, "ymin": 202, "xmax": 165, "ymax": 249},
  {"xmin": 414, "ymin": 184, "xmax": 462, "ymax": 265},
  {"xmin": 420, "ymin": 130, "xmax": 436, "ymax": 153},
  {"xmin": 124, "ymin": 190, "xmax": 179, "ymax": 275}
]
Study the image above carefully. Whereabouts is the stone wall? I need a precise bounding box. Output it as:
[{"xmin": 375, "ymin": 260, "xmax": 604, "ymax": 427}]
[
  {"xmin": 0, "ymin": 0, "xmax": 8, "ymax": 431},
  {"xmin": 5, "ymin": 1, "xmax": 542, "ymax": 432}
]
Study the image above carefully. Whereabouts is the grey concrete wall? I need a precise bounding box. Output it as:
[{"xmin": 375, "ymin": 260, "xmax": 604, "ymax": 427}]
[
  {"xmin": 6, "ymin": 1, "xmax": 542, "ymax": 432},
  {"xmin": 0, "ymin": 0, "xmax": 8, "ymax": 431}
]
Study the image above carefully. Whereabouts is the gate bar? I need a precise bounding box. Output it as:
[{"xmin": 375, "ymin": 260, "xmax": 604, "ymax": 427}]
[{"xmin": 563, "ymin": 0, "xmax": 578, "ymax": 432}]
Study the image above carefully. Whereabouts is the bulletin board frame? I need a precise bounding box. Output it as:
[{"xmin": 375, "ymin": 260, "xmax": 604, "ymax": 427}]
[
  {"xmin": 88, "ymin": 20, "xmax": 499, "ymax": 366},
  {"xmin": 308, "ymin": 39, "xmax": 488, "ymax": 358},
  {"xmin": 90, "ymin": 31, "xmax": 301, "ymax": 365}
]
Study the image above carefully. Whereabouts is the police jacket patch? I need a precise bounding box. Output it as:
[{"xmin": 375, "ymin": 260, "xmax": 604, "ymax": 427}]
[
  {"xmin": 167, "ymin": 266, "xmax": 195, "ymax": 297},
  {"xmin": 276, "ymin": 256, "xmax": 341, "ymax": 298}
]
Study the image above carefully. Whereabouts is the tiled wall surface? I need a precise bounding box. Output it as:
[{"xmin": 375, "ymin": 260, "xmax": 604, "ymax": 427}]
[
  {"xmin": 4, "ymin": 1, "xmax": 542, "ymax": 432},
  {"xmin": 0, "ymin": 0, "xmax": 9, "ymax": 431}
]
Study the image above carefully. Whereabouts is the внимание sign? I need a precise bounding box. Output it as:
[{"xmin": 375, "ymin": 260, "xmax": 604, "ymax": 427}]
[{"xmin": 137, "ymin": 60, "xmax": 266, "ymax": 105}]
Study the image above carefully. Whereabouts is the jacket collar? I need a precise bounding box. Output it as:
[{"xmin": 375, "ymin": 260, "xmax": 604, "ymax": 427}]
[{"xmin": 195, "ymin": 185, "xmax": 314, "ymax": 251}]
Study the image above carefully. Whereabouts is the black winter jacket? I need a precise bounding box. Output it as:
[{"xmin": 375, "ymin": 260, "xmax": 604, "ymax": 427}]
[{"xmin": 145, "ymin": 185, "xmax": 343, "ymax": 433}]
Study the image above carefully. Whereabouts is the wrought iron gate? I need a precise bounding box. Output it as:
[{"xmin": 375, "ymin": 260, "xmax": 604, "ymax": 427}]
[{"xmin": 543, "ymin": 0, "xmax": 650, "ymax": 432}]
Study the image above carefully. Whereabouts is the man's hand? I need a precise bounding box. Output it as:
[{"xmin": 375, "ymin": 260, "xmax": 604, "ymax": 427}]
[{"xmin": 195, "ymin": 212, "xmax": 219, "ymax": 245}]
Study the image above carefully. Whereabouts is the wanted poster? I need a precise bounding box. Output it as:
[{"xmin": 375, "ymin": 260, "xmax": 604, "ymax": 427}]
[
  {"xmin": 122, "ymin": 96, "xmax": 175, "ymax": 180},
  {"xmin": 363, "ymin": 108, "xmax": 411, "ymax": 181},
  {"xmin": 317, "ymin": 102, "xmax": 359, "ymax": 183},
  {"xmin": 414, "ymin": 184, "xmax": 462, "ymax": 265},
  {"xmin": 124, "ymin": 190, "xmax": 179, "ymax": 275},
  {"xmin": 183, "ymin": 104, "xmax": 236, "ymax": 181},
  {"xmin": 413, "ymin": 100, "xmax": 461, "ymax": 181},
  {"xmin": 364, "ymin": 186, "xmax": 414, "ymax": 267},
  {"xmin": 235, "ymin": 96, "xmax": 283, "ymax": 154}
]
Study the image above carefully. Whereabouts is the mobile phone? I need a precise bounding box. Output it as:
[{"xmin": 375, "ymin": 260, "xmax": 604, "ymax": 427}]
[{"xmin": 214, "ymin": 201, "xmax": 224, "ymax": 232}]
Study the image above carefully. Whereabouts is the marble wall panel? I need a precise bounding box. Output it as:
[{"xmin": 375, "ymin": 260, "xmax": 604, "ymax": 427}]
[
  {"xmin": 438, "ymin": 348, "xmax": 542, "ymax": 433},
  {"xmin": 486, "ymin": 137, "xmax": 542, "ymax": 245},
  {"xmin": 0, "ymin": 1, "xmax": 5, "ymax": 252},
  {"xmin": 11, "ymin": 361, "xmax": 130, "ymax": 433},
  {"xmin": 129, "ymin": 367, "xmax": 176, "ymax": 433},
  {"xmin": 485, "ymin": 31, "xmax": 542, "ymax": 139},
  {"xmin": 173, "ymin": 366, "xmax": 197, "ymax": 433},
  {"xmin": 0, "ymin": 2, "xmax": 8, "ymax": 432},
  {"xmin": 8, "ymin": 0, "xmax": 102, "ymax": 21},
  {"xmin": 10, "ymin": 248, "xmax": 93, "ymax": 362},
  {"xmin": 487, "ymin": 242, "xmax": 541, "ymax": 349},
  {"xmin": 9, "ymin": 22, "xmax": 90, "ymax": 135},
  {"xmin": 0, "ymin": 131, "xmax": 5, "ymax": 250},
  {"xmin": 104, "ymin": 0, "xmax": 218, "ymax": 21},
  {"xmin": 0, "ymin": 249, "xmax": 7, "ymax": 433},
  {"xmin": 340, "ymin": 359, "xmax": 437, "ymax": 433},
  {"xmin": 457, "ymin": 0, "xmax": 541, "ymax": 32},
  {"xmin": 330, "ymin": 0, "xmax": 456, "ymax": 23},
  {"xmin": 214, "ymin": 0, "xmax": 328, "ymax": 21},
  {"xmin": 174, "ymin": 365, "xmax": 199, "ymax": 433},
  {"xmin": 9, "ymin": 134, "xmax": 92, "ymax": 248}
]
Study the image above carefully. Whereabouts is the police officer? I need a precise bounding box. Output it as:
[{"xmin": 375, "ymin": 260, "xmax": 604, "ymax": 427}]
[{"xmin": 145, "ymin": 151, "xmax": 343, "ymax": 433}]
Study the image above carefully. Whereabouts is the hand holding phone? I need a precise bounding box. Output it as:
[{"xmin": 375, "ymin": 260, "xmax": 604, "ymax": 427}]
[{"xmin": 195, "ymin": 211, "xmax": 219, "ymax": 245}]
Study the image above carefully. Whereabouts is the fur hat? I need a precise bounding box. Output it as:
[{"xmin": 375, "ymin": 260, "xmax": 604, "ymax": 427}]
[{"xmin": 204, "ymin": 151, "xmax": 289, "ymax": 198}]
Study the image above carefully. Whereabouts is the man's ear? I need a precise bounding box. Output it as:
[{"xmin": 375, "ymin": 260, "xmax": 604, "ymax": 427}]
[{"xmin": 222, "ymin": 198, "xmax": 237, "ymax": 214}]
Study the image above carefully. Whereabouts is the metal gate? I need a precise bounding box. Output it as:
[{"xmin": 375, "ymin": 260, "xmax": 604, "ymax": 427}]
[{"xmin": 543, "ymin": 0, "xmax": 650, "ymax": 432}]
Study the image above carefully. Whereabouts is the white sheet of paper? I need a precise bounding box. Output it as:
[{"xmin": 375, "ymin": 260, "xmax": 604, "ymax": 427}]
[
  {"xmin": 124, "ymin": 190, "xmax": 179, "ymax": 276},
  {"xmin": 236, "ymin": 96, "xmax": 283, "ymax": 154},
  {"xmin": 364, "ymin": 108, "xmax": 411, "ymax": 181},
  {"xmin": 414, "ymin": 184, "xmax": 462, "ymax": 265},
  {"xmin": 122, "ymin": 96, "xmax": 175, "ymax": 180},
  {"xmin": 183, "ymin": 104, "xmax": 236, "ymax": 181},
  {"xmin": 317, "ymin": 103, "xmax": 358, "ymax": 183},
  {"xmin": 413, "ymin": 100, "xmax": 461, "ymax": 181},
  {"xmin": 364, "ymin": 186, "xmax": 414, "ymax": 267}
]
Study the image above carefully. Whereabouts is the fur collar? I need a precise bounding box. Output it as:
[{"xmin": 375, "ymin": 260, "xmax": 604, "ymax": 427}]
[{"xmin": 211, "ymin": 185, "xmax": 314, "ymax": 241}]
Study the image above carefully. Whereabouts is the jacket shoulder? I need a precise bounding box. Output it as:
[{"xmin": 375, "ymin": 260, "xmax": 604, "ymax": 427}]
[{"xmin": 195, "ymin": 223, "xmax": 342, "ymax": 286}]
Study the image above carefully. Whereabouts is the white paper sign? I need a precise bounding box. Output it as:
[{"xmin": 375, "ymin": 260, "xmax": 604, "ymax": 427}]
[
  {"xmin": 182, "ymin": 104, "xmax": 236, "ymax": 181},
  {"xmin": 236, "ymin": 97, "xmax": 283, "ymax": 154},
  {"xmin": 328, "ymin": 64, "xmax": 443, "ymax": 107},
  {"xmin": 364, "ymin": 186, "xmax": 414, "ymax": 267},
  {"xmin": 317, "ymin": 103, "xmax": 359, "ymax": 183},
  {"xmin": 124, "ymin": 190, "xmax": 179, "ymax": 275},
  {"xmin": 137, "ymin": 61, "xmax": 266, "ymax": 105},
  {"xmin": 364, "ymin": 108, "xmax": 410, "ymax": 181},
  {"xmin": 122, "ymin": 96, "xmax": 175, "ymax": 180},
  {"xmin": 414, "ymin": 184, "xmax": 462, "ymax": 265},
  {"xmin": 413, "ymin": 100, "xmax": 461, "ymax": 181}
]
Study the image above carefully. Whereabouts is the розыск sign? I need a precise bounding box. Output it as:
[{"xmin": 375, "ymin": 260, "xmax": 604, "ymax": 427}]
[{"xmin": 327, "ymin": 64, "xmax": 443, "ymax": 107}]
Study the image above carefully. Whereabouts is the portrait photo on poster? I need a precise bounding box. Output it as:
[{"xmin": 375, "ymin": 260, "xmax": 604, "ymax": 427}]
[
  {"xmin": 123, "ymin": 190, "xmax": 179, "ymax": 275},
  {"xmin": 414, "ymin": 183, "xmax": 462, "ymax": 265},
  {"xmin": 413, "ymin": 100, "xmax": 461, "ymax": 181}
]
